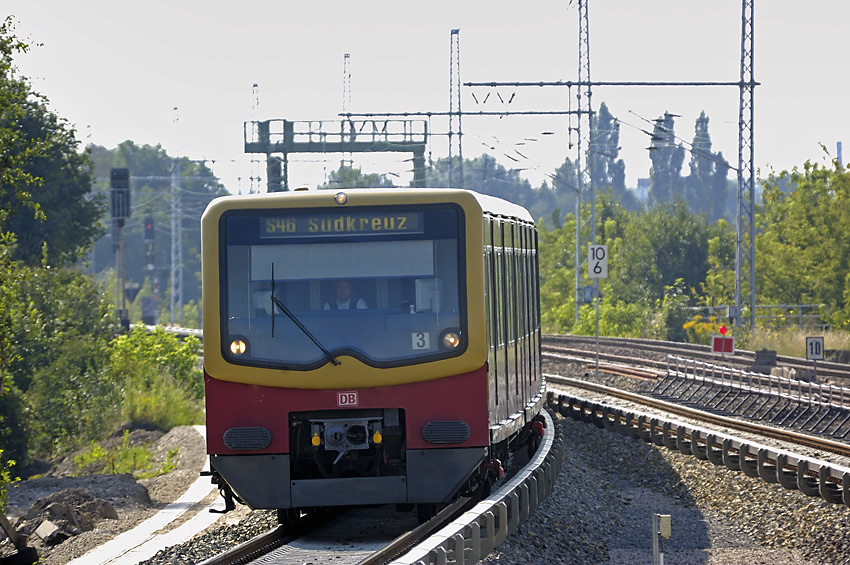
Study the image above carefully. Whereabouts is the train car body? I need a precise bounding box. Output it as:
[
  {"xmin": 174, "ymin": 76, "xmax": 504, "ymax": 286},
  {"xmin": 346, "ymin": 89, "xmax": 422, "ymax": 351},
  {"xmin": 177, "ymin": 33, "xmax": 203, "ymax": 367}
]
[{"xmin": 201, "ymin": 188, "xmax": 542, "ymax": 512}]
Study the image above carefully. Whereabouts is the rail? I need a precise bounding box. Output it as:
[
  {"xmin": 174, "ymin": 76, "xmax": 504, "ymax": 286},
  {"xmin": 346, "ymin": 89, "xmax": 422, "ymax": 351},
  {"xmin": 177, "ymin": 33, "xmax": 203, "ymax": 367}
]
[
  {"xmin": 685, "ymin": 303, "xmax": 829, "ymax": 330},
  {"xmin": 543, "ymin": 334, "xmax": 850, "ymax": 383},
  {"xmin": 196, "ymin": 410, "xmax": 563, "ymax": 565}
]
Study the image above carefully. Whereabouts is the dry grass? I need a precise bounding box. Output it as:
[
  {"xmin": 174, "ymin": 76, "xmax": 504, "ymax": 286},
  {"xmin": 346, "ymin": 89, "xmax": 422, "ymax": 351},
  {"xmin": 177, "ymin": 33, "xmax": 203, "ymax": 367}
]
[{"xmin": 742, "ymin": 327, "xmax": 850, "ymax": 358}]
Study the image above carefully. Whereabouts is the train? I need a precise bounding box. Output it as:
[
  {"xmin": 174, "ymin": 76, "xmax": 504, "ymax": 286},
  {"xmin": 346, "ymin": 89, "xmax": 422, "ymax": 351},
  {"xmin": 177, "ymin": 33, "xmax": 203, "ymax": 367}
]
[{"xmin": 200, "ymin": 187, "xmax": 544, "ymax": 522}]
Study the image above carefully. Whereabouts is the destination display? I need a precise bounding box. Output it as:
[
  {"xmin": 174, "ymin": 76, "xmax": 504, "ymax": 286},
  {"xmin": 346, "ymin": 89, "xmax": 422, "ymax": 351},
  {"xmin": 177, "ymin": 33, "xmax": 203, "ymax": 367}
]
[{"xmin": 260, "ymin": 211, "xmax": 423, "ymax": 238}]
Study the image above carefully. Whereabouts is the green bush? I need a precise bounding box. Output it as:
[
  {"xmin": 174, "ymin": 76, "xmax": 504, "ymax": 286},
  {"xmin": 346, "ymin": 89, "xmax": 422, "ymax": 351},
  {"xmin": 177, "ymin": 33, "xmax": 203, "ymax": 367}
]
[
  {"xmin": 683, "ymin": 314, "xmax": 725, "ymax": 345},
  {"xmin": 108, "ymin": 326, "xmax": 204, "ymax": 430},
  {"xmin": 571, "ymin": 299, "xmax": 657, "ymax": 338},
  {"xmin": 0, "ymin": 449, "xmax": 16, "ymax": 511},
  {"xmin": 0, "ymin": 238, "xmax": 203, "ymax": 486},
  {"xmin": 0, "ymin": 242, "xmax": 117, "ymax": 462},
  {"xmin": 659, "ymin": 279, "xmax": 691, "ymax": 342}
]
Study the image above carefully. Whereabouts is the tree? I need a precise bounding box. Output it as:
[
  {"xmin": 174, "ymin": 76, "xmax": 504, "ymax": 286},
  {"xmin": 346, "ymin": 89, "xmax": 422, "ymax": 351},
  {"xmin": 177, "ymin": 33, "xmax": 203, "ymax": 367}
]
[
  {"xmin": 1, "ymin": 102, "xmax": 104, "ymax": 266},
  {"xmin": 426, "ymin": 154, "xmax": 535, "ymax": 203},
  {"xmin": 697, "ymin": 219, "xmax": 737, "ymax": 309},
  {"xmin": 683, "ymin": 111, "xmax": 733, "ymax": 222},
  {"xmin": 524, "ymin": 154, "xmax": 599, "ymax": 226},
  {"xmin": 537, "ymin": 211, "xmax": 577, "ymax": 332},
  {"xmin": 589, "ymin": 102, "xmax": 638, "ymax": 210},
  {"xmin": 757, "ymin": 157, "xmax": 850, "ymax": 327},
  {"xmin": 0, "ymin": 17, "xmax": 105, "ymax": 267},
  {"xmin": 612, "ymin": 199, "xmax": 710, "ymax": 304},
  {"xmin": 0, "ymin": 17, "xmax": 41, "ymax": 229},
  {"xmin": 648, "ymin": 112, "xmax": 686, "ymax": 207}
]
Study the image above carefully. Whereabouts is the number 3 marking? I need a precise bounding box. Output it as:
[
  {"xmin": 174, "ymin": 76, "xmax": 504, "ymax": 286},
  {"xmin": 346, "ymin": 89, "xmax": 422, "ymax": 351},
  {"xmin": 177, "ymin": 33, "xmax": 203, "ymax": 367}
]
[{"xmin": 412, "ymin": 332, "xmax": 430, "ymax": 350}]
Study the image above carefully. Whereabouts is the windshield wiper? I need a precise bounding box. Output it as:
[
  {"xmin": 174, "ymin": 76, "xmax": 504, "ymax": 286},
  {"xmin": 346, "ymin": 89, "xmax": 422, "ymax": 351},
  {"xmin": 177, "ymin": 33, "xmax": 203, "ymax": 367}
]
[{"xmin": 271, "ymin": 264, "xmax": 340, "ymax": 366}]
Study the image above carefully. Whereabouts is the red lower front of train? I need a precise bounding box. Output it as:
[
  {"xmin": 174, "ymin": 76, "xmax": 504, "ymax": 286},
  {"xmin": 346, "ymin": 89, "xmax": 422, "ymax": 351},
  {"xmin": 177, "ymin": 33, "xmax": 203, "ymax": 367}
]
[{"xmin": 204, "ymin": 365, "xmax": 490, "ymax": 509}]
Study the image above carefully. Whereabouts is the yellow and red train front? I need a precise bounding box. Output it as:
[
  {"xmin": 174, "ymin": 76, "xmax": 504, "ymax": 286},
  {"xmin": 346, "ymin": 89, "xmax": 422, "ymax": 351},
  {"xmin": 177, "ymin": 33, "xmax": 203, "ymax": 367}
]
[{"xmin": 201, "ymin": 189, "xmax": 493, "ymax": 509}]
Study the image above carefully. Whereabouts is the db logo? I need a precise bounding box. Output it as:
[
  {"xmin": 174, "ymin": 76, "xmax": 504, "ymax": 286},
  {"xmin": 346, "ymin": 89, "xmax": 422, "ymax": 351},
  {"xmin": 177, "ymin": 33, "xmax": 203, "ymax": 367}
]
[{"xmin": 337, "ymin": 391, "xmax": 358, "ymax": 407}]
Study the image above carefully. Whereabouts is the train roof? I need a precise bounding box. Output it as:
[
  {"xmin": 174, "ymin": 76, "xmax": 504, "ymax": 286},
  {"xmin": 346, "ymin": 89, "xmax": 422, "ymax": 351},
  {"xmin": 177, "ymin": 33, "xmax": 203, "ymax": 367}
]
[{"xmin": 210, "ymin": 187, "xmax": 535, "ymax": 224}]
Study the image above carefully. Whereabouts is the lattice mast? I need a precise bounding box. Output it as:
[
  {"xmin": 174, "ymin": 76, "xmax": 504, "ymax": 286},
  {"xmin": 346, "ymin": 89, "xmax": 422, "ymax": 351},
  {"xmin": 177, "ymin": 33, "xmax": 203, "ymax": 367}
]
[
  {"xmin": 449, "ymin": 29, "xmax": 463, "ymax": 188},
  {"xmin": 736, "ymin": 0, "xmax": 756, "ymax": 328},
  {"xmin": 341, "ymin": 54, "xmax": 353, "ymax": 172},
  {"xmin": 169, "ymin": 106, "xmax": 183, "ymax": 325},
  {"xmin": 250, "ymin": 83, "xmax": 261, "ymax": 193},
  {"xmin": 574, "ymin": 0, "xmax": 592, "ymax": 322}
]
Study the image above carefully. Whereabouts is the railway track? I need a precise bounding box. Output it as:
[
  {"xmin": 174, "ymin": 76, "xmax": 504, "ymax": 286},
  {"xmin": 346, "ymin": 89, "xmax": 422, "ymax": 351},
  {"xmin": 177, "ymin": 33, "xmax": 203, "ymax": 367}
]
[
  {"xmin": 542, "ymin": 334, "xmax": 850, "ymax": 508},
  {"xmin": 544, "ymin": 333, "xmax": 850, "ymax": 382},
  {"xmin": 154, "ymin": 329, "xmax": 850, "ymax": 560},
  {"xmin": 196, "ymin": 409, "xmax": 564, "ymax": 565},
  {"xmin": 546, "ymin": 371, "xmax": 850, "ymax": 510}
]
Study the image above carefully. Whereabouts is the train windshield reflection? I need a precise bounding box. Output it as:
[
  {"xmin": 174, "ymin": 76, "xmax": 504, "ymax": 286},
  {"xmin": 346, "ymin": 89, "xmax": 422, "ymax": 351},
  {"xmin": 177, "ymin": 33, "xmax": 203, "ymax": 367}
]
[{"xmin": 220, "ymin": 205, "xmax": 466, "ymax": 368}]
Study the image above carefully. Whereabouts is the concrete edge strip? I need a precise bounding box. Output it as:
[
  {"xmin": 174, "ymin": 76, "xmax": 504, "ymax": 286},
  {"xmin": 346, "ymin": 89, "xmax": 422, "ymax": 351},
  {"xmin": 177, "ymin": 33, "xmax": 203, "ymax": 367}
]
[{"xmin": 67, "ymin": 425, "xmax": 221, "ymax": 565}]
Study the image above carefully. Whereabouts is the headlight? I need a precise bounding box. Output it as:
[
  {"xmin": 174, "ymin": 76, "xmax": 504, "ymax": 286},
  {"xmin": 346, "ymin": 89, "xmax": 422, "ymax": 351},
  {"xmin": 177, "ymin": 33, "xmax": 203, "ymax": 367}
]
[
  {"xmin": 441, "ymin": 330, "xmax": 462, "ymax": 349},
  {"xmin": 229, "ymin": 338, "xmax": 248, "ymax": 356}
]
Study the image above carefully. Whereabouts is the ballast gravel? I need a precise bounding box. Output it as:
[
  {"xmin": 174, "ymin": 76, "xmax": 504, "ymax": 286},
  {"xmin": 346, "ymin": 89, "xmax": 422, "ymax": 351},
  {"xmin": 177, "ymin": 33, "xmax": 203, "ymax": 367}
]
[
  {"xmin": 481, "ymin": 357, "xmax": 850, "ymax": 565},
  {"xmin": 483, "ymin": 413, "xmax": 849, "ymax": 564}
]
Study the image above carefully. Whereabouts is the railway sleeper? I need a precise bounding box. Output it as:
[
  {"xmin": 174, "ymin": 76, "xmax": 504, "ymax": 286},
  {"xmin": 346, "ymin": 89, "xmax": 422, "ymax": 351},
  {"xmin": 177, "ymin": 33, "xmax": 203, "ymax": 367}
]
[{"xmin": 637, "ymin": 415, "xmax": 652, "ymax": 442}]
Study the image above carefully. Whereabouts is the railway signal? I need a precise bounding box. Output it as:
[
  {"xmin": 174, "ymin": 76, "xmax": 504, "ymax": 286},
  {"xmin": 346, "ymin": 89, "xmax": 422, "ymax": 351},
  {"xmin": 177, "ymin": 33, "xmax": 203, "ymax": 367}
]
[
  {"xmin": 712, "ymin": 325, "xmax": 735, "ymax": 357},
  {"xmin": 110, "ymin": 168, "xmax": 130, "ymax": 221},
  {"xmin": 110, "ymin": 168, "xmax": 131, "ymax": 332},
  {"xmin": 144, "ymin": 215, "xmax": 154, "ymax": 242}
]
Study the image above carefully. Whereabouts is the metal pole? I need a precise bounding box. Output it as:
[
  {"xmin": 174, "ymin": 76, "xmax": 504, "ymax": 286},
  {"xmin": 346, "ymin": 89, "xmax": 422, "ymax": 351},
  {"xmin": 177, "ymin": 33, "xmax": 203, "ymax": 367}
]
[{"xmin": 595, "ymin": 280, "xmax": 600, "ymax": 378}]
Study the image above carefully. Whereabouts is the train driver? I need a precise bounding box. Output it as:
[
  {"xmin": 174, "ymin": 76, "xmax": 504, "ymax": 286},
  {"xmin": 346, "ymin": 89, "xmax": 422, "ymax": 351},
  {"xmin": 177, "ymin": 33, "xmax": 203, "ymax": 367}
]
[{"xmin": 323, "ymin": 279, "xmax": 368, "ymax": 310}]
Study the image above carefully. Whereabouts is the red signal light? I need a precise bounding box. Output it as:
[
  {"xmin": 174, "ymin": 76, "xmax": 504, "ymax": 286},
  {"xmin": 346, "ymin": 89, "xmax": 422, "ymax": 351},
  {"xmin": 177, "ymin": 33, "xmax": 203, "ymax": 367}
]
[{"xmin": 719, "ymin": 325, "xmax": 728, "ymax": 335}]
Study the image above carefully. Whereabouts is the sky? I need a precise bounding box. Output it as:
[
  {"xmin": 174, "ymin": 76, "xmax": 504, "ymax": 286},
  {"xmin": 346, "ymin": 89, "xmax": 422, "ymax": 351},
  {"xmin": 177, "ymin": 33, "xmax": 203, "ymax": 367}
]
[{"xmin": 7, "ymin": 1, "xmax": 850, "ymax": 194}]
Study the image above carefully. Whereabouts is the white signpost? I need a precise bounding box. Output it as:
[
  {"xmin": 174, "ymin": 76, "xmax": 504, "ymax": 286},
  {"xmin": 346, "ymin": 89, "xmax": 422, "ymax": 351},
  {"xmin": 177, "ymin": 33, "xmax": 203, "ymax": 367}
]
[
  {"xmin": 806, "ymin": 336, "xmax": 824, "ymax": 381},
  {"xmin": 588, "ymin": 245, "xmax": 608, "ymax": 279}
]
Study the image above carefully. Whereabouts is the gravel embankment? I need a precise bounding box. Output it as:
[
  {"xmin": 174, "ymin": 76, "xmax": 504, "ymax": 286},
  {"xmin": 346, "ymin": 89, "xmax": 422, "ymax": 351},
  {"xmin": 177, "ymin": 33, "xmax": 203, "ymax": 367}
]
[
  {"xmin": 483, "ymin": 413, "xmax": 850, "ymax": 564},
  {"xmin": 482, "ymin": 354, "xmax": 850, "ymax": 564}
]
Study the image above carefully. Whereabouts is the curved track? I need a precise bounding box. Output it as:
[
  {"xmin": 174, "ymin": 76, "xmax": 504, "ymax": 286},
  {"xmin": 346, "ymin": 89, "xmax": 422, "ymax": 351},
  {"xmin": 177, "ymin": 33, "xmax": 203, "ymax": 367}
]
[
  {"xmin": 197, "ymin": 409, "xmax": 564, "ymax": 565},
  {"xmin": 547, "ymin": 373, "xmax": 850, "ymax": 510}
]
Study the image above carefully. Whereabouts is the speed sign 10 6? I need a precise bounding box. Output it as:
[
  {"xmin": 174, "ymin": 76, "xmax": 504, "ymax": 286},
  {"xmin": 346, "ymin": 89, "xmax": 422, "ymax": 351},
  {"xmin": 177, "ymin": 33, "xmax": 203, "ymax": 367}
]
[{"xmin": 588, "ymin": 244, "xmax": 608, "ymax": 278}]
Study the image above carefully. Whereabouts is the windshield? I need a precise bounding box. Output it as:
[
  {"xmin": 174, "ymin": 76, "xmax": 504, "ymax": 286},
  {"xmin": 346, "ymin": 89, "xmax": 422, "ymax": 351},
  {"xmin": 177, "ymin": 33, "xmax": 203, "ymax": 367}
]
[{"xmin": 220, "ymin": 204, "xmax": 466, "ymax": 369}]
